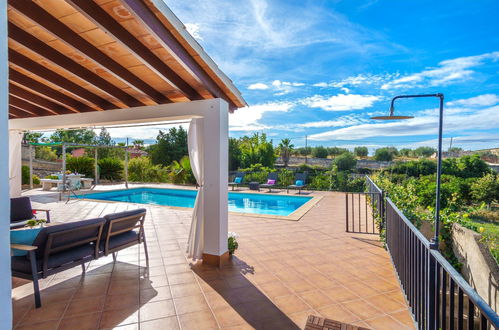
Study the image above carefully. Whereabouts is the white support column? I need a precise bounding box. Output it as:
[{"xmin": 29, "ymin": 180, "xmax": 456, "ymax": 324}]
[
  {"xmin": 0, "ymin": 0, "xmax": 13, "ymax": 324},
  {"xmin": 9, "ymin": 130, "xmax": 23, "ymax": 197},
  {"xmin": 201, "ymin": 99, "xmax": 229, "ymax": 266}
]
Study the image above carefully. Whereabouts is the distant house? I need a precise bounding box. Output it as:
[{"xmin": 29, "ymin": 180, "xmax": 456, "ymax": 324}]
[
  {"xmin": 71, "ymin": 148, "xmax": 86, "ymax": 157},
  {"xmin": 127, "ymin": 148, "xmax": 148, "ymax": 159}
]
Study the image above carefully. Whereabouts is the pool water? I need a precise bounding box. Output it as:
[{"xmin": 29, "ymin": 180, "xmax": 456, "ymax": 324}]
[{"xmin": 83, "ymin": 187, "xmax": 312, "ymax": 216}]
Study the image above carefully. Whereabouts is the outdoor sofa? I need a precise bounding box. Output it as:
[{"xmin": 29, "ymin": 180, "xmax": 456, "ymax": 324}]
[
  {"xmin": 10, "ymin": 196, "xmax": 51, "ymax": 229},
  {"xmin": 11, "ymin": 208, "xmax": 147, "ymax": 308}
]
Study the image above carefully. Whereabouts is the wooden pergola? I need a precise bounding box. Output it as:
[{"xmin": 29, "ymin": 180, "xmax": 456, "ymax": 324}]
[{"xmin": 7, "ymin": 0, "xmax": 245, "ymax": 118}]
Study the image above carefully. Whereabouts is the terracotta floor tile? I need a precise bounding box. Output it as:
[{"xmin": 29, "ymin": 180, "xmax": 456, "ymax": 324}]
[
  {"xmin": 140, "ymin": 286, "xmax": 172, "ymax": 303},
  {"xmin": 167, "ymin": 272, "xmax": 196, "ymax": 285},
  {"xmin": 178, "ymin": 310, "xmax": 219, "ymax": 330},
  {"xmin": 15, "ymin": 320, "xmax": 59, "ymax": 330},
  {"xmin": 300, "ymin": 290, "xmax": 334, "ymax": 309},
  {"xmin": 317, "ymin": 304, "xmax": 360, "ymax": 324},
  {"xmin": 58, "ymin": 312, "xmax": 100, "ymax": 330},
  {"xmin": 104, "ymin": 292, "xmax": 140, "ymax": 311},
  {"xmin": 174, "ymin": 294, "xmax": 210, "ymax": 315},
  {"xmin": 259, "ymin": 282, "xmax": 292, "ymax": 298},
  {"xmin": 98, "ymin": 306, "xmax": 138, "ymax": 328},
  {"xmin": 389, "ymin": 310, "xmax": 416, "ymax": 328},
  {"xmin": 323, "ymin": 286, "xmax": 359, "ymax": 303},
  {"xmin": 108, "ymin": 279, "xmax": 139, "ymax": 296},
  {"xmin": 170, "ymin": 283, "xmax": 202, "ymax": 298},
  {"xmin": 364, "ymin": 294, "xmax": 406, "ymax": 313},
  {"xmin": 139, "ymin": 316, "xmax": 180, "ymax": 330},
  {"xmin": 343, "ymin": 299, "xmax": 384, "ymax": 320},
  {"xmin": 139, "ymin": 299, "xmax": 176, "ymax": 322},
  {"xmin": 365, "ymin": 315, "xmax": 409, "ymax": 329},
  {"xmin": 212, "ymin": 305, "xmax": 248, "ymax": 328},
  {"xmin": 18, "ymin": 302, "xmax": 67, "ymax": 325},
  {"xmin": 273, "ymin": 294, "xmax": 311, "ymax": 314},
  {"xmin": 64, "ymin": 296, "xmax": 105, "ymax": 316}
]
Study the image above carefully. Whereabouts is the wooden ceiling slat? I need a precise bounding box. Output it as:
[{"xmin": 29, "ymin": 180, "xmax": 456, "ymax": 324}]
[
  {"xmin": 66, "ymin": 0, "xmax": 203, "ymax": 102},
  {"xmin": 9, "ymin": 22, "xmax": 145, "ymax": 108},
  {"xmin": 9, "ymin": 69, "xmax": 96, "ymax": 113},
  {"xmin": 9, "ymin": 106, "xmax": 36, "ymax": 118},
  {"xmin": 120, "ymin": 0, "xmax": 238, "ymax": 110},
  {"xmin": 9, "ymin": 84, "xmax": 75, "ymax": 115},
  {"xmin": 9, "ymin": 0, "xmax": 171, "ymax": 105},
  {"xmin": 9, "ymin": 95, "xmax": 56, "ymax": 116},
  {"xmin": 9, "ymin": 49, "xmax": 116, "ymax": 110}
]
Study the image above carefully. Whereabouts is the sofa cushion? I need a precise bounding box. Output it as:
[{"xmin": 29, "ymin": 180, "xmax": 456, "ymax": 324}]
[
  {"xmin": 100, "ymin": 231, "xmax": 139, "ymax": 252},
  {"xmin": 11, "ymin": 197, "xmax": 34, "ymax": 223},
  {"xmin": 102, "ymin": 208, "xmax": 146, "ymax": 239}
]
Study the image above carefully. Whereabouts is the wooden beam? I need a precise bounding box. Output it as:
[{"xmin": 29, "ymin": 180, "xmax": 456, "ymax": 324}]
[
  {"xmin": 120, "ymin": 0, "xmax": 238, "ymax": 110},
  {"xmin": 9, "ymin": 106, "xmax": 36, "ymax": 118},
  {"xmin": 9, "ymin": 95, "xmax": 57, "ymax": 116},
  {"xmin": 9, "ymin": 49, "xmax": 116, "ymax": 110},
  {"xmin": 9, "ymin": 22, "xmax": 145, "ymax": 108},
  {"xmin": 9, "ymin": 0, "xmax": 171, "ymax": 105},
  {"xmin": 9, "ymin": 69, "xmax": 96, "ymax": 113},
  {"xmin": 66, "ymin": 0, "xmax": 203, "ymax": 102},
  {"xmin": 9, "ymin": 84, "xmax": 74, "ymax": 115}
]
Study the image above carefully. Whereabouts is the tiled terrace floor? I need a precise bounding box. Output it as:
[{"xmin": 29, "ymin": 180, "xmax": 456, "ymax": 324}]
[{"xmin": 12, "ymin": 186, "xmax": 415, "ymax": 330}]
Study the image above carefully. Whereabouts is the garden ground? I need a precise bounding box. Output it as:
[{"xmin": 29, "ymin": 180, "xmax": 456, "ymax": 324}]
[{"xmin": 12, "ymin": 186, "xmax": 414, "ymax": 329}]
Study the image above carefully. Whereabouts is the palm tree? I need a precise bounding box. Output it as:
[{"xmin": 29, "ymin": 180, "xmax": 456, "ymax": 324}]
[{"xmin": 278, "ymin": 138, "xmax": 294, "ymax": 167}]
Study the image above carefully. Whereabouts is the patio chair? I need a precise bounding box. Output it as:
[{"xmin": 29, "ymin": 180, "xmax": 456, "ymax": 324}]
[
  {"xmin": 100, "ymin": 208, "xmax": 148, "ymax": 264},
  {"xmin": 10, "ymin": 196, "xmax": 51, "ymax": 229},
  {"xmin": 287, "ymin": 173, "xmax": 308, "ymax": 194},
  {"xmin": 260, "ymin": 172, "xmax": 278, "ymax": 192},
  {"xmin": 228, "ymin": 172, "xmax": 245, "ymax": 191},
  {"xmin": 11, "ymin": 218, "xmax": 106, "ymax": 308}
]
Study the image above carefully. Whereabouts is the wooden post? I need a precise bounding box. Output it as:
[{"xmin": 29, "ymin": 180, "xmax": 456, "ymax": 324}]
[
  {"xmin": 29, "ymin": 144, "xmax": 33, "ymax": 189},
  {"xmin": 124, "ymin": 147, "xmax": 129, "ymax": 189},
  {"xmin": 94, "ymin": 148, "xmax": 98, "ymax": 185}
]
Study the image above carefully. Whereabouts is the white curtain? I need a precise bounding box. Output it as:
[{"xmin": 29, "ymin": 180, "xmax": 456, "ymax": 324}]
[
  {"xmin": 9, "ymin": 131, "xmax": 23, "ymax": 197},
  {"xmin": 186, "ymin": 118, "xmax": 205, "ymax": 260}
]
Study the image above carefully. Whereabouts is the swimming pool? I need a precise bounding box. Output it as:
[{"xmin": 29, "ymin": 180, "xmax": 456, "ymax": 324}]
[{"xmin": 83, "ymin": 187, "xmax": 312, "ymax": 216}]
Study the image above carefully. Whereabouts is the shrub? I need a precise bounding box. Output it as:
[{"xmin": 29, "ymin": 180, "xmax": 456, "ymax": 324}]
[
  {"xmin": 333, "ymin": 152, "xmax": 357, "ymax": 171},
  {"xmin": 309, "ymin": 172, "xmax": 332, "ymax": 190},
  {"xmin": 168, "ymin": 156, "xmax": 196, "ymax": 184},
  {"xmin": 278, "ymin": 169, "xmax": 295, "ymax": 186},
  {"xmin": 33, "ymin": 175, "xmax": 40, "ymax": 185},
  {"xmin": 388, "ymin": 159, "xmax": 437, "ymax": 177},
  {"xmin": 66, "ymin": 155, "xmax": 95, "ymax": 177},
  {"xmin": 98, "ymin": 158, "xmax": 124, "ymax": 181},
  {"xmin": 312, "ymin": 146, "xmax": 329, "ymax": 158},
  {"xmin": 471, "ymin": 173, "xmax": 499, "ymax": 208},
  {"xmin": 374, "ymin": 148, "xmax": 394, "ymax": 161},
  {"xmin": 354, "ymin": 146, "xmax": 368, "ymax": 158},
  {"xmin": 35, "ymin": 146, "xmax": 58, "ymax": 161},
  {"xmin": 128, "ymin": 157, "xmax": 168, "ymax": 182},
  {"xmin": 22, "ymin": 165, "xmax": 30, "ymax": 185}
]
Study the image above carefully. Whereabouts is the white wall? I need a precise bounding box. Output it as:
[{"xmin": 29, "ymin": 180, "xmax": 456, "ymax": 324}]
[{"xmin": 0, "ymin": 0, "xmax": 13, "ymax": 325}]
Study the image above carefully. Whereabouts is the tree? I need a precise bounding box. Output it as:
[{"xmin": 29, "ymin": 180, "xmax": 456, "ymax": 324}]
[
  {"xmin": 471, "ymin": 173, "xmax": 499, "ymax": 208},
  {"xmin": 239, "ymin": 133, "xmax": 275, "ymax": 168},
  {"xmin": 278, "ymin": 138, "xmax": 294, "ymax": 167},
  {"xmin": 399, "ymin": 148, "xmax": 412, "ymax": 157},
  {"xmin": 148, "ymin": 126, "xmax": 188, "ymax": 166},
  {"xmin": 23, "ymin": 132, "xmax": 43, "ymax": 144},
  {"xmin": 97, "ymin": 128, "xmax": 115, "ymax": 158},
  {"xmin": 328, "ymin": 147, "xmax": 348, "ymax": 157},
  {"xmin": 374, "ymin": 148, "xmax": 395, "ymax": 161},
  {"xmin": 312, "ymin": 146, "xmax": 328, "ymax": 159},
  {"xmin": 333, "ymin": 152, "xmax": 357, "ymax": 171},
  {"xmin": 229, "ymin": 138, "xmax": 242, "ymax": 171},
  {"xmin": 354, "ymin": 146, "xmax": 368, "ymax": 158},
  {"xmin": 413, "ymin": 146, "xmax": 436, "ymax": 158},
  {"xmin": 50, "ymin": 129, "xmax": 97, "ymax": 144},
  {"xmin": 132, "ymin": 140, "xmax": 144, "ymax": 150}
]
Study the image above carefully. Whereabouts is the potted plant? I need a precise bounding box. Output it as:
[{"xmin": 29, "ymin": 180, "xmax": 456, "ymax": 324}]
[
  {"xmin": 228, "ymin": 232, "xmax": 239, "ymax": 255},
  {"xmin": 26, "ymin": 219, "xmax": 46, "ymax": 229}
]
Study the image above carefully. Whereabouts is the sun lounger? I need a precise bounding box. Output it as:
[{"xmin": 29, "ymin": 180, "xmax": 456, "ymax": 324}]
[{"xmin": 260, "ymin": 172, "xmax": 278, "ymax": 192}]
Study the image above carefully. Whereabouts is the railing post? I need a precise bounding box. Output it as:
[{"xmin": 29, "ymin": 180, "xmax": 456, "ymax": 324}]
[
  {"xmin": 427, "ymin": 251, "xmax": 437, "ymax": 330},
  {"xmin": 345, "ymin": 193, "xmax": 349, "ymax": 232}
]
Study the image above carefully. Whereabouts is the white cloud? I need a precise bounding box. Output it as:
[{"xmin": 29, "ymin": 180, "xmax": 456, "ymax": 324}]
[
  {"xmin": 447, "ymin": 94, "xmax": 499, "ymax": 107},
  {"xmin": 382, "ymin": 52, "xmax": 499, "ymax": 90},
  {"xmin": 271, "ymin": 80, "xmax": 305, "ymax": 95},
  {"xmin": 184, "ymin": 23, "xmax": 203, "ymax": 40},
  {"xmin": 247, "ymin": 83, "xmax": 269, "ymax": 90},
  {"xmin": 313, "ymin": 73, "xmax": 399, "ymax": 89},
  {"xmin": 229, "ymin": 101, "xmax": 295, "ymax": 130},
  {"xmin": 298, "ymin": 115, "xmax": 365, "ymax": 128},
  {"xmin": 308, "ymin": 105, "xmax": 499, "ymax": 141},
  {"xmin": 301, "ymin": 94, "xmax": 381, "ymax": 111}
]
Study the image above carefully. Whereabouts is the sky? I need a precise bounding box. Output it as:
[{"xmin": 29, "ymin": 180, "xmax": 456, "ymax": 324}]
[{"xmin": 82, "ymin": 0, "xmax": 499, "ymax": 151}]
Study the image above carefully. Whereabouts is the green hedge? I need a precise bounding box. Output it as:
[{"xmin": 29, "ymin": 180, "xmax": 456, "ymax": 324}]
[{"xmin": 66, "ymin": 155, "xmax": 94, "ymax": 177}]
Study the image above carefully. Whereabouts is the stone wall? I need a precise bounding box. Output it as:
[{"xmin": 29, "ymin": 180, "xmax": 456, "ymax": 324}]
[
  {"xmin": 21, "ymin": 159, "xmax": 61, "ymax": 179},
  {"xmin": 452, "ymin": 223, "xmax": 499, "ymax": 313}
]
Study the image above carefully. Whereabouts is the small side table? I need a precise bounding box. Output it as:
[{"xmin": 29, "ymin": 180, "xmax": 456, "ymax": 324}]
[{"xmin": 248, "ymin": 182, "xmax": 260, "ymax": 191}]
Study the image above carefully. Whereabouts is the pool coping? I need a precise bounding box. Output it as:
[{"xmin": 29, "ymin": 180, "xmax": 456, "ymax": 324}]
[{"xmin": 75, "ymin": 185, "xmax": 322, "ymax": 221}]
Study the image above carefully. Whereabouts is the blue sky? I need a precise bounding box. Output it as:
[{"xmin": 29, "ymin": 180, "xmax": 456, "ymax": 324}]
[{"xmin": 111, "ymin": 0, "xmax": 499, "ymax": 151}]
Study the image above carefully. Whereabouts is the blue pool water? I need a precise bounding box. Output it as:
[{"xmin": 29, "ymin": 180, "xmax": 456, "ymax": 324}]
[{"xmin": 83, "ymin": 187, "xmax": 312, "ymax": 216}]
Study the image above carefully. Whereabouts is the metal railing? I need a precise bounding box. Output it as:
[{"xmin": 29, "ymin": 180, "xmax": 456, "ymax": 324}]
[
  {"xmin": 385, "ymin": 197, "xmax": 499, "ymax": 329},
  {"xmin": 345, "ymin": 192, "xmax": 380, "ymax": 234},
  {"xmin": 366, "ymin": 176, "xmax": 385, "ymax": 222}
]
